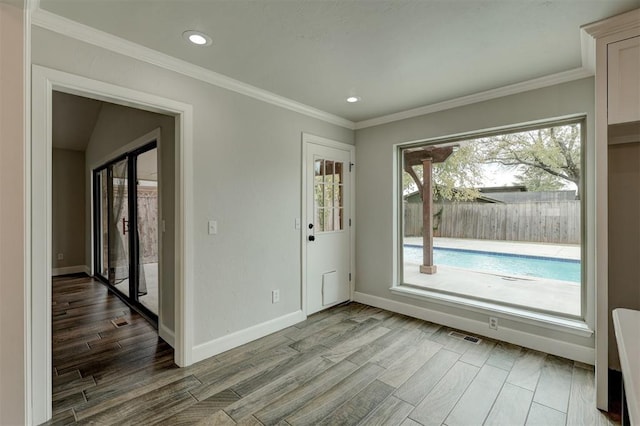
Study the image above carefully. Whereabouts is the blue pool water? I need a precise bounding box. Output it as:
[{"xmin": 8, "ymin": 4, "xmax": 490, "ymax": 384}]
[{"xmin": 404, "ymin": 245, "xmax": 581, "ymax": 283}]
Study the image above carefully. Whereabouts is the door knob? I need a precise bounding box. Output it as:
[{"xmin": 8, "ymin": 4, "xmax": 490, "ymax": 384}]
[{"xmin": 308, "ymin": 235, "xmax": 315, "ymax": 241}]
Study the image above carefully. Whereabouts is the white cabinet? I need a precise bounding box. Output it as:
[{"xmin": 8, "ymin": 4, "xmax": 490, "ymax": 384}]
[
  {"xmin": 584, "ymin": 7, "xmax": 640, "ymax": 412},
  {"xmin": 608, "ymin": 36, "xmax": 640, "ymax": 124}
]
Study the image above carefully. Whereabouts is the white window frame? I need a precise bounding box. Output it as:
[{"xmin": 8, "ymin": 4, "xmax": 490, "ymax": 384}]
[{"xmin": 391, "ymin": 116, "xmax": 594, "ymax": 345}]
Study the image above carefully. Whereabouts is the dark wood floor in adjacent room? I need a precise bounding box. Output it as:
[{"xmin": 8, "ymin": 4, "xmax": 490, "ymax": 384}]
[{"xmin": 48, "ymin": 274, "xmax": 618, "ymax": 425}]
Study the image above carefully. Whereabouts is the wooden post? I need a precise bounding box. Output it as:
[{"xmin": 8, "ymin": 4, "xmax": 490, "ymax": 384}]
[
  {"xmin": 404, "ymin": 146, "xmax": 454, "ymax": 275},
  {"xmin": 420, "ymin": 158, "xmax": 437, "ymax": 274}
]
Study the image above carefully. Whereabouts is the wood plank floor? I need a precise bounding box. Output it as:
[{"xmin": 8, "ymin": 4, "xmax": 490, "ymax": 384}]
[{"xmin": 48, "ymin": 274, "xmax": 619, "ymax": 425}]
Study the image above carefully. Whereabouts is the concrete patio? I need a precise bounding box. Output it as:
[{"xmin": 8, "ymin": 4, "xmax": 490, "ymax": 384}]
[{"xmin": 403, "ymin": 237, "xmax": 581, "ymax": 316}]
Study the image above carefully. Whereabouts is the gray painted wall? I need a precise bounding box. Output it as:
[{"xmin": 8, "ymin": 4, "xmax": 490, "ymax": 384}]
[
  {"xmin": 0, "ymin": 2, "xmax": 27, "ymax": 424},
  {"xmin": 52, "ymin": 148, "xmax": 86, "ymax": 269},
  {"xmin": 608, "ymin": 141, "xmax": 640, "ymax": 370},
  {"xmin": 354, "ymin": 78, "xmax": 596, "ymax": 350},
  {"xmin": 85, "ymin": 102, "xmax": 176, "ymax": 331},
  {"xmin": 32, "ymin": 26, "xmax": 353, "ymax": 347}
]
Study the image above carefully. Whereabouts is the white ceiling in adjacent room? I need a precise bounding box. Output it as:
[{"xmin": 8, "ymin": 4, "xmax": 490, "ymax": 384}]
[{"xmin": 52, "ymin": 91, "xmax": 102, "ymax": 151}]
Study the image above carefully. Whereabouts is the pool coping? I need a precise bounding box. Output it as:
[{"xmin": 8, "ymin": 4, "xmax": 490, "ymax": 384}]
[
  {"xmin": 404, "ymin": 237, "xmax": 581, "ymax": 261},
  {"xmin": 404, "ymin": 243, "xmax": 581, "ymax": 264}
]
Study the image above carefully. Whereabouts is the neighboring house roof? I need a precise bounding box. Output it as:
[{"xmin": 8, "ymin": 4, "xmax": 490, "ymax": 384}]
[
  {"xmin": 479, "ymin": 190, "xmax": 577, "ymax": 204},
  {"xmin": 403, "ymin": 190, "xmax": 503, "ymax": 204},
  {"xmin": 478, "ymin": 185, "xmax": 527, "ymax": 193}
]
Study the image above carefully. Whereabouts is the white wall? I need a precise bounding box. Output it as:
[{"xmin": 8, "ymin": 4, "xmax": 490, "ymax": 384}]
[
  {"xmin": 52, "ymin": 148, "xmax": 85, "ymax": 271},
  {"xmin": 31, "ymin": 26, "xmax": 353, "ymax": 350},
  {"xmin": 85, "ymin": 102, "xmax": 176, "ymax": 331},
  {"xmin": 0, "ymin": 1, "xmax": 27, "ymax": 424},
  {"xmin": 354, "ymin": 78, "xmax": 596, "ymax": 353}
]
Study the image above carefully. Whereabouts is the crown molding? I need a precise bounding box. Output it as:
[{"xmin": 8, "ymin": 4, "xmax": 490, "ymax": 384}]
[
  {"xmin": 30, "ymin": 8, "xmax": 355, "ymax": 130},
  {"xmin": 581, "ymin": 8, "xmax": 640, "ymax": 40},
  {"xmin": 31, "ymin": 6, "xmax": 612, "ymax": 133},
  {"xmin": 580, "ymin": 28, "xmax": 597, "ymax": 74},
  {"xmin": 354, "ymin": 67, "xmax": 593, "ymax": 130},
  {"xmin": 580, "ymin": 8, "xmax": 640, "ymax": 74}
]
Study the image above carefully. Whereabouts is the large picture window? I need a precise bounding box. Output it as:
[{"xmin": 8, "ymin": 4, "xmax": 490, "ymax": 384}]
[{"xmin": 398, "ymin": 118, "xmax": 584, "ymax": 318}]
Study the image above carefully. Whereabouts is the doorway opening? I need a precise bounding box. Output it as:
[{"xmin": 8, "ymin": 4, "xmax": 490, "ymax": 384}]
[{"xmin": 33, "ymin": 64, "xmax": 194, "ymax": 424}]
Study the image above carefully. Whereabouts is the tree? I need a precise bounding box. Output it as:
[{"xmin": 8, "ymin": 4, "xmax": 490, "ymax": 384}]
[
  {"xmin": 514, "ymin": 166, "xmax": 566, "ymax": 192},
  {"xmin": 480, "ymin": 124, "xmax": 581, "ymax": 196},
  {"xmin": 402, "ymin": 123, "xmax": 581, "ymax": 200},
  {"xmin": 403, "ymin": 143, "xmax": 483, "ymax": 201}
]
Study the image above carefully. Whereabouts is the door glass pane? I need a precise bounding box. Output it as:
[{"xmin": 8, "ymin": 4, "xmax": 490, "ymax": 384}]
[
  {"xmin": 334, "ymin": 162, "xmax": 343, "ymax": 183},
  {"xmin": 314, "ymin": 159, "xmax": 323, "ymax": 178},
  {"xmin": 110, "ymin": 159, "xmax": 130, "ymax": 297},
  {"xmin": 313, "ymin": 157, "xmax": 345, "ymax": 233},
  {"xmin": 136, "ymin": 148, "xmax": 159, "ymax": 315},
  {"xmin": 316, "ymin": 207, "xmax": 325, "ymax": 231},
  {"xmin": 324, "ymin": 182, "xmax": 333, "ymax": 209},
  {"xmin": 315, "ymin": 183, "xmax": 325, "ymax": 209},
  {"xmin": 324, "ymin": 206, "xmax": 334, "ymax": 231},
  {"xmin": 325, "ymin": 160, "xmax": 334, "ymax": 181},
  {"xmin": 336, "ymin": 182, "xmax": 344, "ymax": 207},
  {"xmin": 314, "ymin": 158, "xmax": 325, "ymax": 231}
]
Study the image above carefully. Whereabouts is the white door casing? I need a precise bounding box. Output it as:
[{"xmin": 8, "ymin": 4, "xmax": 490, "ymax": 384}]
[
  {"xmin": 31, "ymin": 65, "xmax": 195, "ymax": 424},
  {"xmin": 302, "ymin": 134, "xmax": 354, "ymax": 315}
]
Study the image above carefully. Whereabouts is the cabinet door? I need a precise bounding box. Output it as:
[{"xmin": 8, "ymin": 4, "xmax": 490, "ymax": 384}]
[{"xmin": 608, "ymin": 36, "xmax": 640, "ymax": 125}]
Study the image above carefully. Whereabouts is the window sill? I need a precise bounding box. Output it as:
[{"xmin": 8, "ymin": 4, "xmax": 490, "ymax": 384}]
[{"xmin": 390, "ymin": 284, "xmax": 593, "ymax": 338}]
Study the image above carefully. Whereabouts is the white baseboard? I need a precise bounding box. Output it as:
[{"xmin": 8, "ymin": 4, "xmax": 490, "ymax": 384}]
[
  {"xmin": 353, "ymin": 291, "xmax": 595, "ymax": 364},
  {"xmin": 191, "ymin": 310, "xmax": 306, "ymax": 364},
  {"xmin": 159, "ymin": 323, "xmax": 175, "ymax": 348},
  {"xmin": 51, "ymin": 265, "xmax": 90, "ymax": 276}
]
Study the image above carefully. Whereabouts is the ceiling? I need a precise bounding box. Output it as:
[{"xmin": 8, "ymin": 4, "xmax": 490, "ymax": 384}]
[
  {"xmin": 52, "ymin": 91, "xmax": 102, "ymax": 151},
  {"xmin": 52, "ymin": 92, "xmax": 159, "ymax": 181},
  {"xmin": 39, "ymin": 0, "xmax": 638, "ymax": 123}
]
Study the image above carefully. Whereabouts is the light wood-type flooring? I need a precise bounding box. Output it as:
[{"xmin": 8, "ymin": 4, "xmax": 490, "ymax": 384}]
[{"xmin": 48, "ymin": 274, "xmax": 619, "ymax": 425}]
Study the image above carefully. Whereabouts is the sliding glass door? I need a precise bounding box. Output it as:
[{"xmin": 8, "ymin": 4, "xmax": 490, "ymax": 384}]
[
  {"xmin": 134, "ymin": 147, "xmax": 159, "ymax": 314},
  {"xmin": 93, "ymin": 142, "xmax": 159, "ymax": 320}
]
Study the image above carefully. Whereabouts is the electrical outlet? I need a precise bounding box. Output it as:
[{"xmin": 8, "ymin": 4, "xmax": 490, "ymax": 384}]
[
  {"xmin": 57, "ymin": 253, "xmax": 64, "ymax": 261},
  {"xmin": 489, "ymin": 317, "xmax": 498, "ymax": 330},
  {"xmin": 272, "ymin": 289, "xmax": 280, "ymax": 304}
]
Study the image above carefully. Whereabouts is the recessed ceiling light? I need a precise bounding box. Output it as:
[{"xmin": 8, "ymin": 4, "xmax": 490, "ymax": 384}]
[
  {"xmin": 346, "ymin": 96, "xmax": 360, "ymax": 103},
  {"xmin": 183, "ymin": 30, "xmax": 212, "ymax": 46}
]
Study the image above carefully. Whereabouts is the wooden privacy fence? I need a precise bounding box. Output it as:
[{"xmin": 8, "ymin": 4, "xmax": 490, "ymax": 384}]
[
  {"xmin": 113, "ymin": 186, "xmax": 159, "ymax": 264},
  {"xmin": 404, "ymin": 201, "xmax": 581, "ymax": 244},
  {"xmin": 137, "ymin": 187, "xmax": 159, "ymax": 264}
]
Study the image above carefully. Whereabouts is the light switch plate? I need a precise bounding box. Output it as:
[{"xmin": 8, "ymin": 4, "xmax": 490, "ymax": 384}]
[{"xmin": 208, "ymin": 220, "xmax": 217, "ymax": 235}]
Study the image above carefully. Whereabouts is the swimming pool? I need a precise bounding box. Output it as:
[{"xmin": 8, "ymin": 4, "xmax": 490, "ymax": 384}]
[{"xmin": 404, "ymin": 245, "xmax": 581, "ymax": 283}]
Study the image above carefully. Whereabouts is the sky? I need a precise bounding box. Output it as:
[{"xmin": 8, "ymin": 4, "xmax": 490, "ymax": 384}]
[{"xmin": 478, "ymin": 163, "xmax": 577, "ymax": 191}]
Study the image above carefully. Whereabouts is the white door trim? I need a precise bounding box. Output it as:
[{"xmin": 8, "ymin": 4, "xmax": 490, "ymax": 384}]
[
  {"xmin": 301, "ymin": 133, "xmax": 355, "ymax": 316},
  {"xmin": 31, "ymin": 65, "xmax": 195, "ymax": 424}
]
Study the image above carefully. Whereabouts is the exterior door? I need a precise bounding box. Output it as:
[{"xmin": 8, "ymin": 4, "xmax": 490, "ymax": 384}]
[
  {"xmin": 93, "ymin": 141, "xmax": 159, "ymax": 320},
  {"xmin": 305, "ymin": 141, "xmax": 352, "ymax": 315}
]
